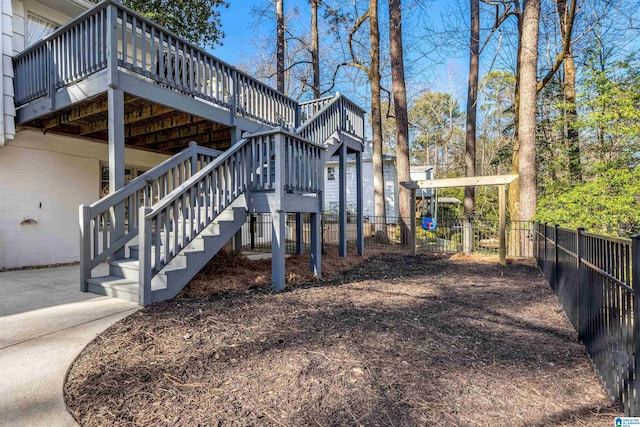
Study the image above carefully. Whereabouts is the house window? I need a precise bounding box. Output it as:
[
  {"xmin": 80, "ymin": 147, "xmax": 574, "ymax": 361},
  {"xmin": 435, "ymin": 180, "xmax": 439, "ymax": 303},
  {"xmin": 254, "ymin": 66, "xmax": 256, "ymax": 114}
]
[
  {"xmin": 26, "ymin": 14, "xmax": 58, "ymax": 47},
  {"xmin": 327, "ymin": 166, "xmax": 336, "ymax": 181},
  {"xmin": 100, "ymin": 164, "xmax": 147, "ymax": 198}
]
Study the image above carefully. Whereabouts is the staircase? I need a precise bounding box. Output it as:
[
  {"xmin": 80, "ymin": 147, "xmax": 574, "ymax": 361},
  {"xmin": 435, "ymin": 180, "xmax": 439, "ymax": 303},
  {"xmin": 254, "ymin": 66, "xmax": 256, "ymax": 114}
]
[{"xmin": 80, "ymin": 94, "xmax": 364, "ymax": 305}]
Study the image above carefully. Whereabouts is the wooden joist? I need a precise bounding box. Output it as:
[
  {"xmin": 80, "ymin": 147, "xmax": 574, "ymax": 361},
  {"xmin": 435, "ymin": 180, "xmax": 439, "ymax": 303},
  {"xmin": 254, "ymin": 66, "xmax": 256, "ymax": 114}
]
[{"xmin": 78, "ymin": 104, "xmax": 180, "ymax": 136}]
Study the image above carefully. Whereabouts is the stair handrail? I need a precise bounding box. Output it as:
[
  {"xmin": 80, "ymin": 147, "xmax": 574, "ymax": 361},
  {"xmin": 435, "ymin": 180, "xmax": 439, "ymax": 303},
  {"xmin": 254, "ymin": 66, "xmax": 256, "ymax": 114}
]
[
  {"xmin": 296, "ymin": 94, "xmax": 343, "ymax": 146},
  {"xmin": 79, "ymin": 142, "xmax": 220, "ymax": 289},
  {"xmin": 137, "ymin": 129, "xmax": 325, "ymax": 304},
  {"xmin": 296, "ymin": 93, "xmax": 366, "ymax": 146},
  {"xmin": 137, "ymin": 137, "xmax": 252, "ymax": 304}
]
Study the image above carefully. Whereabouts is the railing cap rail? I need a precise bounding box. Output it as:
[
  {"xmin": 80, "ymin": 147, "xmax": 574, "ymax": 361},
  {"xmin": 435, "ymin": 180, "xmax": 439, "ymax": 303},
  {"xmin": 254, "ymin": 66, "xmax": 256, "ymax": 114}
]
[
  {"xmin": 13, "ymin": 0, "xmax": 111, "ymax": 61},
  {"xmin": 89, "ymin": 145, "xmax": 191, "ymax": 215},
  {"xmin": 299, "ymin": 94, "xmax": 337, "ymax": 106},
  {"xmin": 247, "ymin": 127, "xmax": 327, "ymax": 150}
]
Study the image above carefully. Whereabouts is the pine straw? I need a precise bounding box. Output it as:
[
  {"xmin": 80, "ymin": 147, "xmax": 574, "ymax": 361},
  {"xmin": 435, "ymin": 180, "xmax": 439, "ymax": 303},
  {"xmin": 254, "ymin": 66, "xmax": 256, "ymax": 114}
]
[{"xmin": 65, "ymin": 253, "xmax": 620, "ymax": 426}]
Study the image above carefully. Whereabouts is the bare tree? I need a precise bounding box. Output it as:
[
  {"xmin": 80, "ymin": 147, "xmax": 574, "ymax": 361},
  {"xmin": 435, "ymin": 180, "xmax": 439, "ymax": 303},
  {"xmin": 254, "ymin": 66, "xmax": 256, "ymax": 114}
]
[
  {"xmin": 464, "ymin": 0, "xmax": 480, "ymax": 238},
  {"xmin": 311, "ymin": 0, "xmax": 321, "ymax": 97},
  {"xmin": 276, "ymin": 0, "xmax": 285, "ymax": 93},
  {"xmin": 370, "ymin": 0, "xmax": 388, "ymax": 240},
  {"xmin": 389, "ymin": 0, "xmax": 411, "ymax": 243}
]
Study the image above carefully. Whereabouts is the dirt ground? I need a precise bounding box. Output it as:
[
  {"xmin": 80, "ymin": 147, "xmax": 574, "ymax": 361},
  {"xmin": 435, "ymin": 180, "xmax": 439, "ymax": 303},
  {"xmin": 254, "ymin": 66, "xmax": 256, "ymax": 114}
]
[{"xmin": 65, "ymin": 251, "xmax": 620, "ymax": 426}]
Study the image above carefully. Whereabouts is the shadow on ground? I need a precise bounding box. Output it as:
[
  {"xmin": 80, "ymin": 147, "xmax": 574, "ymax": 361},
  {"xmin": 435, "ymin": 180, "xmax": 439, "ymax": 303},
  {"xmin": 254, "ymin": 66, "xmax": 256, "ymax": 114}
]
[{"xmin": 65, "ymin": 254, "xmax": 619, "ymax": 426}]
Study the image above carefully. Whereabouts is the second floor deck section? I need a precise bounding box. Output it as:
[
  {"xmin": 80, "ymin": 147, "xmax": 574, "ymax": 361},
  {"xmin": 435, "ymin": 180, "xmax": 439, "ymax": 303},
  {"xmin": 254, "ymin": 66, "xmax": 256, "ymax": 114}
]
[{"xmin": 13, "ymin": 0, "xmax": 300, "ymax": 131}]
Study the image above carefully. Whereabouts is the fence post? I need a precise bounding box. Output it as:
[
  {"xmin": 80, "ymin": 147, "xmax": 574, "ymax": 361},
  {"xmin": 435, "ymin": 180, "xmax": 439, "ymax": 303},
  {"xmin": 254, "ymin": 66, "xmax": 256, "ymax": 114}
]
[
  {"xmin": 543, "ymin": 223, "xmax": 547, "ymax": 268},
  {"xmin": 576, "ymin": 227, "xmax": 585, "ymax": 337},
  {"xmin": 554, "ymin": 224, "xmax": 559, "ymax": 291},
  {"xmin": 631, "ymin": 234, "xmax": 640, "ymax": 415}
]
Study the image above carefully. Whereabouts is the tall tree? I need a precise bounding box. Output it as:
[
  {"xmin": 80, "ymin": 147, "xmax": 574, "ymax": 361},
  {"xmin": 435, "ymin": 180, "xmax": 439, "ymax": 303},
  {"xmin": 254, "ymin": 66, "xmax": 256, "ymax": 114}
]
[
  {"xmin": 517, "ymin": 0, "xmax": 541, "ymax": 221},
  {"xmin": 464, "ymin": 0, "xmax": 480, "ymax": 225},
  {"xmin": 389, "ymin": 0, "xmax": 411, "ymax": 242},
  {"xmin": 121, "ymin": 0, "xmax": 228, "ymax": 48},
  {"xmin": 370, "ymin": 0, "xmax": 388, "ymax": 240},
  {"xmin": 556, "ymin": 0, "xmax": 581, "ymax": 181},
  {"xmin": 276, "ymin": 0, "xmax": 286, "ymax": 93},
  {"xmin": 311, "ymin": 0, "xmax": 321, "ymax": 98}
]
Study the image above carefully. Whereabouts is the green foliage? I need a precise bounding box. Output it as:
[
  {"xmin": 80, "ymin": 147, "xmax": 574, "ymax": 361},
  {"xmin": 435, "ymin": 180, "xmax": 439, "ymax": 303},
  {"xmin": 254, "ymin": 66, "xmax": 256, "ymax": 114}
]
[
  {"xmin": 536, "ymin": 165, "xmax": 640, "ymax": 236},
  {"xmin": 117, "ymin": 0, "xmax": 228, "ymax": 48}
]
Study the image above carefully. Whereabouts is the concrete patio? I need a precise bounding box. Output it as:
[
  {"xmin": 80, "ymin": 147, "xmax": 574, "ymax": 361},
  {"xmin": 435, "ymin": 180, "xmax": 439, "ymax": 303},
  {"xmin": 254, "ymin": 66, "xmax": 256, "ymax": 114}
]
[{"xmin": 0, "ymin": 264, "xmax": 138, "ymax": 426}]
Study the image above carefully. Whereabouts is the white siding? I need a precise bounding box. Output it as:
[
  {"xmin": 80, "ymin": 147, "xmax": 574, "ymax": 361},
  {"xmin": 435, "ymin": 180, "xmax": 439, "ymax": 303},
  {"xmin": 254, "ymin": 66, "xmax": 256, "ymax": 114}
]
[
  {"xmin": 0, "ymin": 131, "xmax": 168, "ymax": 268},
  {"xmin": 323, "ymin": 158, "xmax": 398, "ymax": 219}
]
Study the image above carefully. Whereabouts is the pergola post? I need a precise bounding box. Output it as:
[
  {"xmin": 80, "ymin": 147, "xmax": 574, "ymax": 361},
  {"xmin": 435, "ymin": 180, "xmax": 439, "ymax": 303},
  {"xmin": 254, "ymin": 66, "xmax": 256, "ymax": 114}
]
[
  {"xmin": 410, "ymin": 189, "xmax": 416, "ymax": 256},
  {"xmin": 108, "ymin": 87, "xmax": 125, "ymax": 260},
  {"xmin": 499, "ymin": 184, "xmax": 506, "ymax": 265}
]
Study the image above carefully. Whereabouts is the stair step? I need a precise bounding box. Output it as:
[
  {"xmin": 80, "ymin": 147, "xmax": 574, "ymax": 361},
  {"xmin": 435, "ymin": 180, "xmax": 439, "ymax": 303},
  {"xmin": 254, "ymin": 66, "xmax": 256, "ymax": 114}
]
[
  {"xmin": 87, "ymin": 276, "xmax": 138, "ymax": 303},
  {"xmin": 109, "ymin": 258, "xmax": 186, "ymax": 280}
]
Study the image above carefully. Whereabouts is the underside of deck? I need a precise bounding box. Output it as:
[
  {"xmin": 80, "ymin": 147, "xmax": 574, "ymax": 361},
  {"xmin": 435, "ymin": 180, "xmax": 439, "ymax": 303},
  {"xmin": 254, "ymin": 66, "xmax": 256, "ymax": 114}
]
[{"xmin": 19, "ymin": 91, "xmax": 235, "ymax": 154}]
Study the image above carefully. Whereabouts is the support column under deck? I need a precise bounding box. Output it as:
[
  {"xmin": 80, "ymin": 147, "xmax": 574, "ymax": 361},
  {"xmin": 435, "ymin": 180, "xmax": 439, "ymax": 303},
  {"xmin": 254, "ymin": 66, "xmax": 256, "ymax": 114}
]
[
  {"xmin": 338, "ymin": 143, "xmax": 347, "ymax": 257},
  {"xmin": 271, "ymin": 210, "xmax": 287, "ymax": 291},
  {"xmin": 295, "ymin": 212, "xmax": 304, "ymax": 255},
  {"xmin": 108, "ymin": 88, "xmax": 126, "ymax": 260},
  {"xmin": 355, "ymin": 150, "xmax": 364, "ymax": 256},
  {"xmin": 310, "ymin": 212, "xmax": 322, "ymax": 277}
]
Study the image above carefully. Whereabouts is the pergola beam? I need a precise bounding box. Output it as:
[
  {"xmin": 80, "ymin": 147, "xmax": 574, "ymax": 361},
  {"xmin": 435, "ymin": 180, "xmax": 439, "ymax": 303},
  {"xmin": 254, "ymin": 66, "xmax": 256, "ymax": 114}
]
[
  {"xmin": 401, "ymin": 174, "xmax": 518, "ymax": 190},
  {"xmin": 401, "ymin": 174, "xmax": 519, "ymax": 266}
]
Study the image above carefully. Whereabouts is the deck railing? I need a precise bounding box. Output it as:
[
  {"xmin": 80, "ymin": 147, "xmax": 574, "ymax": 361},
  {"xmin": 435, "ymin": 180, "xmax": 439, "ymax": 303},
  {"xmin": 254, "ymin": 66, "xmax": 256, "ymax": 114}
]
[
  {"xmin": 297, "ymin": 93, "xmax": 365, "ymax": 146},
  {"xmin": 79, "ymin": 142, "xmax": 221, "ymax": 288},
  {"xmin": 13, "ymin": 0, "xmax": 299, "ymax": 128},
  {"xmin": 534, "ymin": 223, "xmax": 640, "ymax": 415}
]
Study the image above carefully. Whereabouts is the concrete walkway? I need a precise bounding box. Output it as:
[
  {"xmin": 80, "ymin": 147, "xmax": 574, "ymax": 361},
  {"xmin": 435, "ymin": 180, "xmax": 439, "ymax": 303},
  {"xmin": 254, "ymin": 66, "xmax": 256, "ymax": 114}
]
[{"xmin": 0, "ymin": 265, "xmax": 139, "ymax": 426}]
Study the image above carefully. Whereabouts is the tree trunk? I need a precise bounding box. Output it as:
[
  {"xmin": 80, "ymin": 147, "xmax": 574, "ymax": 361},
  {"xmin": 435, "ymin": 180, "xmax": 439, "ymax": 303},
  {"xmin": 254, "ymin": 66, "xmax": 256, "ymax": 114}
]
[
  {"xmin": 369, "ymin": 0, "xmax": 388, "ymax": 241},
  {"xmin": 388, "ymin": 0, "xmax": 411, "ymax": 245},
  {"xmin": 464, "ymin": 0, "xmax": 479, "ymax": 253},
  {"xmin": 557, "ymin": 0, "xmax": 581, "ymax": 182},
  {"xmin": 276, "ymin": 0, "xmax": 285, "ymax": 93},
  {"xmin": 517, "ymin": 0, "xmax": 540, "ymax": 222},
  {"xmin": 311, "ymin": 0, "xmax": 320, "ymax": 98},
  {"xmin": 509, "ymin": 2, "xmax": 523, "ymax": 223}
]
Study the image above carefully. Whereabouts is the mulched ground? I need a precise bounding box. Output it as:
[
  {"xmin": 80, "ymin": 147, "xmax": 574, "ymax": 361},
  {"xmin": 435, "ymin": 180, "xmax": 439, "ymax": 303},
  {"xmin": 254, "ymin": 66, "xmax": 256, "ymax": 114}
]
[{"xmin": 65, "ymin": 253, "xmax": 620, "ymax": 426}]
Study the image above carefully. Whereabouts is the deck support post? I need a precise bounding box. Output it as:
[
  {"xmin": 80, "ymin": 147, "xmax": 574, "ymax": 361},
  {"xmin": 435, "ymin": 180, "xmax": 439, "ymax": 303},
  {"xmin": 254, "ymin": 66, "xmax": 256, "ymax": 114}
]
[
  {"xmin": 356, "ymin": 150, "xmax": 364, "ymax": 256},
  {"xmin": 233, "ymin": 228, "xmax": 242, "ymax": 254},
  {"xmin": 310, "ymin": 212, "xmax": 322, "ymax": 277},
  {"xmin": 108, "ymin": 87, "xmax": 125, "ymax": 260},
  {"xmin": 338, "ymin": 142, "xmax": 347, "ymax": 257},
  {"xmin": 271, "ymin": 210, "xmax": 286, "ymax": 291},
  {"xmin": 271, "ymin": 132, "xmax": 286, "ymax": 291},
  {"xmin": 295, "ymin": 212, "xmax": 304, "ymax": 255},
  {"xmin": 498, "ymin": 184, "xmax": 506, "ymax": 265},
  {"xmin": 79, "ymin": 205, "xmax": 91, "ymax": 291}
]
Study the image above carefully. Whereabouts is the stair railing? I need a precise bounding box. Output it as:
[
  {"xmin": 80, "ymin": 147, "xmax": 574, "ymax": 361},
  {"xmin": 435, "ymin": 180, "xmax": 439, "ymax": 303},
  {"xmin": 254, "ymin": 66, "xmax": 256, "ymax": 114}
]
[
  {"xmin": 138, "ymin": 129, "xmax": 324, "ymax": 304},
  {"xmin": 79, "ymin": 142, "xmax": 221, "ymax": 290},
  {"xmin": 297, "ymin": 93, "xmax": 366, "ymax": 146}
]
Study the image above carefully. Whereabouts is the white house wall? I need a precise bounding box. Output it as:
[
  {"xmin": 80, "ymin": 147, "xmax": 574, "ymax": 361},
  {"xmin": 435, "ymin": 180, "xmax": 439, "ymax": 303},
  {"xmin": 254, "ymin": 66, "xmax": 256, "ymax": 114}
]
[
  {"xmin": 0, "ymin": 131, "xmax": 168, "ymax": 269},
  {"xmin": 324, "ymin": 159, "xmax": 398, "ymax": 219}
]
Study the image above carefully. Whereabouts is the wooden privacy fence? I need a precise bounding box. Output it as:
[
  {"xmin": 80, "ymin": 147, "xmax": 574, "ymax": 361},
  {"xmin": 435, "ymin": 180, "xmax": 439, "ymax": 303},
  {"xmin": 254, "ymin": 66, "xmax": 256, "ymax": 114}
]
[{"xmin": 534, "ymin": 223, "xmax": 640, "ymax": 415}]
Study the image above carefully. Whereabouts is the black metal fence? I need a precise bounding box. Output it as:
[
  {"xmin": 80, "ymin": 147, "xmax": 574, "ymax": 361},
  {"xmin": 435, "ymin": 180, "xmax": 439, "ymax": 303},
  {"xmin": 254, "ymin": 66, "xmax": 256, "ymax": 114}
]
[
  {"xmin": 534, "ymin": 223, "xmax": 640, "ymax": 415},
  {"xmin": 239, "ymin": 214, "xmax": 533, "ymax": 258}
]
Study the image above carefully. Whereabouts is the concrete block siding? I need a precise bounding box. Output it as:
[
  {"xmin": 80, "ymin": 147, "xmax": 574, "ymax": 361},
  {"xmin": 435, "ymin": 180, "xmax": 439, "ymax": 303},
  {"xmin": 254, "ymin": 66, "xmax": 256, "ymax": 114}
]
[{"xmin": 0, "ymin": 131, "xmax": 168, "ymax": 268}]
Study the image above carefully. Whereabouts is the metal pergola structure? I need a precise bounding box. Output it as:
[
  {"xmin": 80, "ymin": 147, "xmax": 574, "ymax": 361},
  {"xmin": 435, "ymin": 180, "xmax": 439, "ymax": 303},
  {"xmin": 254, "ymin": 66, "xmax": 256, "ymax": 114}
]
[{"xmin": 401, "ymin": 174, "xmax": 519, "ymax": 265}]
